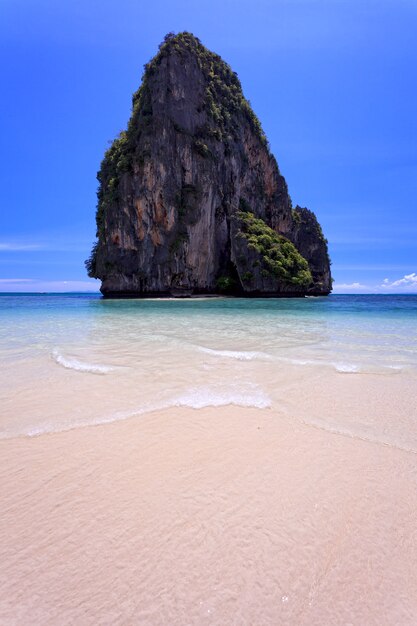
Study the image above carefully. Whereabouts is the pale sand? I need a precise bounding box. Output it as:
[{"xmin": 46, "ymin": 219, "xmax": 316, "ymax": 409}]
[{"xmin": 1, "ymin": 402, "xmax": 417, "ymax": 625}]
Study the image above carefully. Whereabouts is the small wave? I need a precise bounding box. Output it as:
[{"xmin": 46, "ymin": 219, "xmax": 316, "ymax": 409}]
[
  {"xmin": 333, "ymin": 362, "xmax": 407, "ymax": 375},
  {"xmin": 51, "ymin": 349, "xmax": 114, "ymax": 374},
  {"xmin": 302, "ymin": 417, "xmax": 417, "ymax": 456},
  {"xmin": 273, "ymin": 355, "xmax": 401, "ymax": 375},
  {"xmin": 198, "ymin": 346, "xmax": 271, "ymax": 361},
  {"xmin": 278, "ymin": 357, "xmax": 319, "ymax": 366},
  {"xmin": 334, "ymin": 362, "xmax": 360, "ymax": 373},
  {"xmin": 274, "ymin": 355, "xmax": 361, "ymax": 372},
  {"xmin": 198, "ymin": 348, "xmax": 369, "ymax": 374},
  {"xmin": 199, "ymin": 348, "xmax": 408, "ymax": 375},
  {"xmin": 12, "ymin": 384, "xmax": 271, "ymax": 439},
  {"xmin": 171, "ymin": 384, "xmax": 272, "ymax": 409}
]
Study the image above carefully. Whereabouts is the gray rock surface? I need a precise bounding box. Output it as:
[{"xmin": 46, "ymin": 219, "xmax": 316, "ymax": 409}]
[{"xmin": 87, "ymin": 32, "xmax": 332, "ymax": 297}]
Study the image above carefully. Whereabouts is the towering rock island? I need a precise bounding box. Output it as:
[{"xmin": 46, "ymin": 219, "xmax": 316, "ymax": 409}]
[{"xmin": 86, "ymin": 32, "xmax": 331, "ymax": 297}]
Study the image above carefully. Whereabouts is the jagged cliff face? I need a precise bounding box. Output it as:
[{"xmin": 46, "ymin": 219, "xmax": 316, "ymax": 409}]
[{"xmin": 87, "ymin": 32, "xmax": 332, "ymax": 296}]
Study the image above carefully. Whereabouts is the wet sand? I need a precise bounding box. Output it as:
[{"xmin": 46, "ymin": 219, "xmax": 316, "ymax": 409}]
[{"xmin": 1, "ymin": 404, "xmax": 417, "ymax": 625}]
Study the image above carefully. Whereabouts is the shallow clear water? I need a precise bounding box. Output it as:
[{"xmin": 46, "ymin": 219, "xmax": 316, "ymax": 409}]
[{"xmin": 1, "ymin": 293, "xmax": 416, "ymax": 439}]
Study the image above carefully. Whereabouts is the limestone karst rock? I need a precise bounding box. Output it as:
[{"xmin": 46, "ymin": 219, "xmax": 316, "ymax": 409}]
[{"xmin": 86, "ymin": 32, "xmax": 332, "ymax": 297}]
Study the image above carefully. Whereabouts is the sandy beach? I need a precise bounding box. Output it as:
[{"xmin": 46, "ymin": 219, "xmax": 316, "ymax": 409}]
[{"xmin": 1, "ymin": 396, "xmax": 417, "ymax": 625}]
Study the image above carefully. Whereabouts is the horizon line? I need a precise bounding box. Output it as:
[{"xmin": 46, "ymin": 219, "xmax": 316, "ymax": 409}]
[{"xmin": 1, "ymin": 291, "xmax": 417, "ymax": 297}]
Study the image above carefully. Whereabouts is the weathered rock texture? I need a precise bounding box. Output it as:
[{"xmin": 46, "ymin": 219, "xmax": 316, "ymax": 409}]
[{"xmin": 87, "ymin": 32, "xmax": 332, "ymax": 297}]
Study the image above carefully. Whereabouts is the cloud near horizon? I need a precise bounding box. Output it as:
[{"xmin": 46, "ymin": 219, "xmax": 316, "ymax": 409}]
[
  {"xmin": 333, "ymin": 272, "xmax": 417, "ymax": 293},
  {"xmin": 0, "ymin": 240, "xmax": 94, "ymax": 253},
  {"xmin": 0, "ymin": 279, "xmax": 99, "ymax": 292},
  {"xmin": 1, "ymin": 273, "xmax": 416, "ymax": 294},
  {"xmin": 383, "ymin": 272, "xmax": 417, "ymax": 288}
]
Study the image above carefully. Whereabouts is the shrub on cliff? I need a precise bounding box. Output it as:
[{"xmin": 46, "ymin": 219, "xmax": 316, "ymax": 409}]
[{"xmin": 236, "ymin": 210, "xmax": 312, "ymax": 288}]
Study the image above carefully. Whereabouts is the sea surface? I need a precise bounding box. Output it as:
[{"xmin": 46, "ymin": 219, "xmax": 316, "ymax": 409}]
[{"xmin": 1, "ymin": 293, "xmax": 416, "ymax": 442}]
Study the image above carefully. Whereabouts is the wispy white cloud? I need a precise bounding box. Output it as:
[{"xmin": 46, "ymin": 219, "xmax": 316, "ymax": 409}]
[
  {"xmin": 0, "ymin": 278, "xmax": 34, "ymax": 283},
  {"xmin": 0, "ymin": 243, "xmax": 43, "ymax": 251},
  {"xmin": 333, "ymin": 272, "xmax": 417, "ymax": 293},
  {"xmin": 381, "ymin": 272, "xmax": 417, "ymax": 290},
  {"xmin": 0, "ymin": 279, "xmax": 99, "ymax": 292},
  {"xmin": 0, "ymin": 240, "xmax": 96, "ymax": 253},
  {"xmin": 332, "ymin": 281, "xmax": 373, "ymax": 293}
]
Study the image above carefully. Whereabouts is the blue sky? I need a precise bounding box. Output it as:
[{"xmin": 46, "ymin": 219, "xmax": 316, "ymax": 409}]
[{"xmin": 1, "ymin": 0, "xmax": 416, "ymax": 293}]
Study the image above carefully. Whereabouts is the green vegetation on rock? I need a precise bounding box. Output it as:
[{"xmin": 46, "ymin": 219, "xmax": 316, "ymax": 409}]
[
  {"xmin": 291, "ymin": 208, "xmax": 301, "ymax": 225},
  {"xmin": 85, "ymin": 241, "xmax": 98, "ymax": 278},
  {"xmin": 147, "ymin": 32, "xmax": 269, "ymax": 146},
  {"xmin": 216, "ymin": 276, "xmax": 238, "ymax": 293},
  {"xmin": 292, "ymin": 205, "xmax": 331, "ymax": 268},
  {"xmin": 236, "ymin": 209, "xmax": 312, "ymax": 288}
]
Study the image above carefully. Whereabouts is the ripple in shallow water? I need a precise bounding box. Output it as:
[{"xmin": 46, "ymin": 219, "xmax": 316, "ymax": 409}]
[{"xmin": 51, "ymin": 348, "xmax": 115, "ymax": 374}]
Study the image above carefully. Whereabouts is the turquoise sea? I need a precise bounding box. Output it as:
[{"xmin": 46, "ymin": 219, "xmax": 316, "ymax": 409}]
[{"xmin": 1, "ymin": 293, "xmax": 416, "ymax": 442}]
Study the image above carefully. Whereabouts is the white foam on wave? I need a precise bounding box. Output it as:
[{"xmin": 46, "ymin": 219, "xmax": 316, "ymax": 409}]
[
  {"xmin": 334, "ymin": 362, "xmax": 360, "ymax": 373},
  {"xmin": 51, "ymin": 348, "xmax": 114, "ymax": 374},
  {"xmin": 276, "ymin": 355, "xmax": 361, "ymax": 372},
  {"xmin": 333, "ymin": 362, "xmax": 407, "ymax": 375},
  {"xmin": 14, "ymin": 383, "xmax": 271, "ymax": 439},
  {"xmin": 198, "ymin": 346, "xmax": 271, "ymax": 361},
  {"xmin": 171, "ymin": 384, "xmax": 272, "ymax": 409},
  {"xmin": 198, "ymin": 346, "xmax": 406, "ymax": 376},
  {"xmin": 198, "ymin": 346, "xmax": 365, "ymax": 374},
  {"xmin": 274, "ymin": 355, "xmax": 365, "ymax": 373},
  {"xmin": 279, "ymin": 357, "xmax": 318, "ymax": 366}
]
